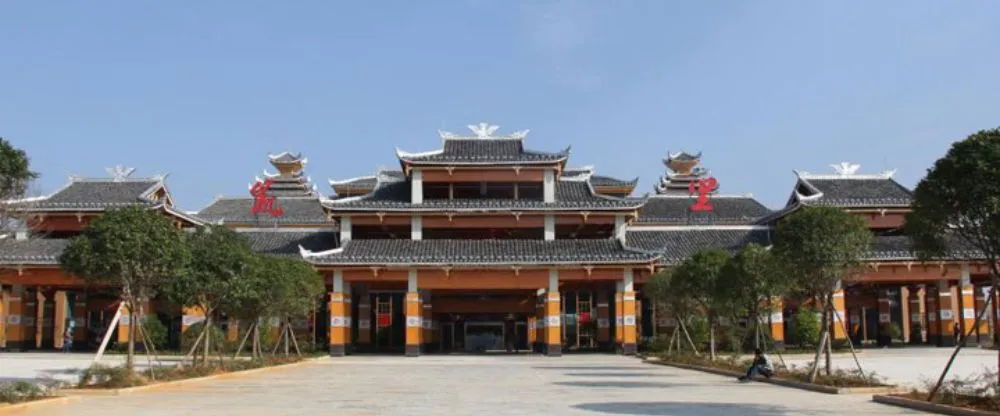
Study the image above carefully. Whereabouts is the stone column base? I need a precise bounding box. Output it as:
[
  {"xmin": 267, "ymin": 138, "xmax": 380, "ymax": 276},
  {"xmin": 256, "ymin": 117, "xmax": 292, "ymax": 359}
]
[
  {"xmin": 329, "ymin": 344, "xmax": 346, "ymax": 357},
  {"xmin": 622, "ymin": 343, "xmax": 637, "ymax": 355},
  {"xmin": 405, "ymin": 345, "xmax": 420, "ymax": 357},
  {"xmin": 545, "ymin": 344, "xmax": 562, "ymax": 357}
]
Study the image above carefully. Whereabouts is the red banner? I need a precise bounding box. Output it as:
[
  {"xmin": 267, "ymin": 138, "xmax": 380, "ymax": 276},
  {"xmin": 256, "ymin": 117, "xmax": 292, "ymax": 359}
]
[{"xmin": 579, "ymin": 312, "xmax": 591, "ymax": 324}]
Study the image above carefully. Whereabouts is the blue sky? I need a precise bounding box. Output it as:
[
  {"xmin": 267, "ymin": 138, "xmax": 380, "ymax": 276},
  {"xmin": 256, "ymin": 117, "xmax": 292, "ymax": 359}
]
[{"xmin": 2, "ymin": 1, "xmax": 998, "ymax": 211}]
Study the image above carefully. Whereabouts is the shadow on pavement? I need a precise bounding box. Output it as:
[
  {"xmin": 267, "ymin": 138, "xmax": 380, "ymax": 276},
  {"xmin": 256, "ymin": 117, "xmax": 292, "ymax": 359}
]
[
  {"xmin": 554, "ymin": 381, "xmax": 690, "ymax": 388},
  {"xmin": 563, "ymin": 372, "xmax": 669, "ymax": 378},
  {"xmin": 574, "ymin": 402, "xmax": 806, "ymax": 415}
]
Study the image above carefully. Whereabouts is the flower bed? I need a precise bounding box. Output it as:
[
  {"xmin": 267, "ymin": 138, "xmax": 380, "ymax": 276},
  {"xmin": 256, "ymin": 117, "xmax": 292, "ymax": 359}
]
[
  {"xmin": 654, "ymin": 353, "xmax": 891, "ymax": 388},
  {"xmin": 875, "ymin": 371, "xmax": 1000, "ymax": 415},
  {"xmin": 77, "ymin": 356, "xmax": 304, "ymax": 389}
]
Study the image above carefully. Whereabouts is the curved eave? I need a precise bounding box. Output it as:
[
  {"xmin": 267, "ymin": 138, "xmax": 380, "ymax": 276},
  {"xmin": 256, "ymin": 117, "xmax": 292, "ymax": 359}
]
[
  {"xmin": 304, "ymin": 258, "xmax": 660, "ymax": 267},
  {"xmin": 319, "ymin": 202, "xmax": 648, "ymax": 213},
  {"xmin": 396, "ymin": 156, "xmax": 570, "ymax": 166}
]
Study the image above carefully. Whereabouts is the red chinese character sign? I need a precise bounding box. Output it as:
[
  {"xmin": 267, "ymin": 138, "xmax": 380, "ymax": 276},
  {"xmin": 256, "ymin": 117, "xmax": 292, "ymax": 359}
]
[
  {"xmin": 688, "ymin": 177, "xmax": 718, "ymax": 212},
  {"xmin": 250, "ymin": 179, "xmax": 284, "ymax": 217}
]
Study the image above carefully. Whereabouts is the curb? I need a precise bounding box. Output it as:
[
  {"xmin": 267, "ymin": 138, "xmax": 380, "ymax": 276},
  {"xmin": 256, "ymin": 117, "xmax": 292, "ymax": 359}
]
[
  {"xmin": 60, "ymin": 356, "xmax": 328, "ymax": 396},
  {"xmin": 648, "ymin": 359, "xmax": 900, "ymax": 395},
  {"xmin": 873, "ymin": 395, "xmax": 1000, "ymax": 416},
  {"xmin": 0, "ymin": 396, "xmax": 80, "ymax": 415}
]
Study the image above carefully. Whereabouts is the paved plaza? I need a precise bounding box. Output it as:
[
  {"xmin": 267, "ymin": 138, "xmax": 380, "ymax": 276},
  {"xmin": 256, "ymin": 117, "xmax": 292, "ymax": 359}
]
[{"xmin": 10, "ymin": 354, "xmax": 925, "ymax": 416}]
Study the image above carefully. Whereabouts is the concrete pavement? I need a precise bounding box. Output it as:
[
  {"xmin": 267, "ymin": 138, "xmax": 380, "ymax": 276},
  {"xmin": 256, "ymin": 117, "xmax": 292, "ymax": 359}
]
[{"xmin": 18, "ymin": 354, "xmax": 922, "ymax": 415}]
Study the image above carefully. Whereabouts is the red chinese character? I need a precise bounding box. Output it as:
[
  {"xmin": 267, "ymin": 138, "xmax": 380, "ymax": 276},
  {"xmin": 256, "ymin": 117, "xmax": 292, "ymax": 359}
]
[
  {"xmin": 250, "ymin": 179, "xmax": 284, "ymax": 217},
  {"xmin": 688, "ymin": 177, "xmax": 718, "ymax": 212}
]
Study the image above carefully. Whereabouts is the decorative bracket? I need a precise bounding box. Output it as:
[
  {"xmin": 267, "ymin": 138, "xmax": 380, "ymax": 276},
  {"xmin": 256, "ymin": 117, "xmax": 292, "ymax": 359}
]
[
  {"xmin": 370, "ymin": 267, "xmax": 381, "ymax": 277},
  {"xmin": 511, "ymin": 266, "xmax": 521, "ymax": 276}
]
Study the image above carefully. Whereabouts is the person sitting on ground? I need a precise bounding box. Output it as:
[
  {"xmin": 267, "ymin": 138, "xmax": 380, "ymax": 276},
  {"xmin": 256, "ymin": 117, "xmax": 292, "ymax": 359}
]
[{"xmin": 738, "ymin": 348, "xmax": 773, "ymax": 382}]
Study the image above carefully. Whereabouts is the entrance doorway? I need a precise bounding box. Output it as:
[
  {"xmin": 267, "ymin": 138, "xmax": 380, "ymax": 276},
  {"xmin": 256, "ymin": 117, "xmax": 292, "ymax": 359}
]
[{"xmin": 464, "ymin": 321, "xmax": 504, "ymax": 352}]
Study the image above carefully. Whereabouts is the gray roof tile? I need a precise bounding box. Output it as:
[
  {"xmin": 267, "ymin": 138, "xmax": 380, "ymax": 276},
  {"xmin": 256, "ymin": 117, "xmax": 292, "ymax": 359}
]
[
  {"xmin": 625, "ymin": 228, "xmax": 773, "ymax": 265},
  {"xmin": 198, "ymin": 197, "xmax": 327, "ymax": 225},
  {"xmin": 22, "ymin": 179, "xmax": 161, "ymax": 211},
  {"xmin": 304, "ymin": 239, "xmax": 657, "ymax": 265},
  {"xmin": 0, "ymin": 238, "xmax": 69, "ymax": 265},
  {"xmin": 865, "ymin": 234, "xmax": 983, "ymax": 261},
  {"xmin": 398, "ymin": 139, "xmax": 569, "ymax": 165},
  {"xmin": 796, "ymin": 178, "xmax": 912, "ymax": 207},
  {"xmin": 636, "ymin": 196, "xmax": 772, "ymax": 225},
  {"xmin": 237, "ymin": 229, "xmax": 338, "ymax": 257},
  {"xmin": 323, "ymin": 180, "xmax": 644, "ymax": 211}
]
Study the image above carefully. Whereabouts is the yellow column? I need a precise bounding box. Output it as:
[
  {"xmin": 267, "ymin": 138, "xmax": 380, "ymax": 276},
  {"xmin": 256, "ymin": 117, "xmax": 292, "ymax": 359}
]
[
  {"xmin": 405, "ymin": 269, "xmax": 421, "ymax": 357},
  {"xmin": 117, "ymin": 301, "xmax": 131, "ymax": 344},
  {"xmin": 181, "ymin": 306, "xmax": 205, "ymax": 333},
  {"xmin": 545, "ymin": 269, "xmax": 562, "ymax": 356},
  {"xmin": 33, "ymin": 290, "xmax": 44, "ymax": 349},
  {"xmin": 961, "ymin": 283, "xmax": 976, "ymax": 343},
  {"xmin": 226, "ymin": 317, "xmax": 239, "ymax": 343},
  {"xmin": 769, "ymin": 297, "xmax": 785, "ymax": 343},
  {"xmin": 622, "ymin": 269, "xmax": 637, "ymax": 355},
  {"xmin": 54, "ymin": 291, "xmax": 67, "ymax": 350},
  {"xmin": 938, "ymin": 281, "xmax": 956, "ymax": 346},
  {"xmin": 527, "ymin": 315, "xmax": 537, "ymax": 347},
  {"xmin": 328, "ymin": 292, "xmax": 346, "ymax": 356},
  {"xmin": 832, "ymin": 289, "xmax": 847, "ymax": 340},
  {"xmin": 975, "ymin": 286, "xmax": 989, "ymax": 342},
  {"xmin": 7, "ymin": 287, "xmax": 25, "ymax": 350}
]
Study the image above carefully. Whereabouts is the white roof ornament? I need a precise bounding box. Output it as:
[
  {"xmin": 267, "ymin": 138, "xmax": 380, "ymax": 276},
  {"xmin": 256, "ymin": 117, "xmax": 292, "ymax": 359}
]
[
  {"xmin": 509, "ymin": 130, "xmax": 530, "ymax": 139},
  {"xmin": 106, "ymin": 165, "xmax": 136, "ymax": 182},
  {"xmin": 830, "ymin": 162, "xmax": 862, "ymax": 176},
  {"xmin": 468, "ymin": 122, "xmax": 500, "ymax": 139},
  {"xmin": 262, "ymin": 169, "xmax": 280, "ymax": 178}
]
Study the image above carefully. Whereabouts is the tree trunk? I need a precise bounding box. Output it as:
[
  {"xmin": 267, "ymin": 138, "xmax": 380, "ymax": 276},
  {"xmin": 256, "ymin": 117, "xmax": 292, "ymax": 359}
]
[
  {"xmin": 832, "ymin": 307, "xmax": 869, "ymax": 383},
  {"xmin": 283, "ymin": 321, "xmax": 291, "ymax": 356},
  {"xmin": 184, "ymin": 327, "xmax": 206, "ymax": 366},
  {"xmin": 126, "ymin": 305, "xmax": 136, "ymax": 371},
  {"xmin": 754, "ymin": 313, "xmax": 761, "ymax": 350},
  {"xmin": 202, "ymin": 314, "xmax": 212, "ymax": 367},
  {"xmin": 666, "ymin": 326, "xmax": 678, "ymax": 355},
  {"xmin": 824, "ymin": 298, "xmax": 833, "ymax": 376},
  {"xmin": 808, "ymin": 300, "xmax": 832, "ymax": 383},
  {"xmin": 253, "ymin": 321, "xmax": 261, "ymax": 359},
  {"xmin": 272, "ymin": 322, "xmax": 285, "ymax": 355},
  {"xmin": 928, "ymin": 288, "xmax": 996, "ymax": 401},
  {"xmin": 234, "ymin": 321, "xmax": 253, "ymax": 359},
  {"xmin": 289, "ymin": 325, "xmax": 302, "ymax": 356},
  {"xmin": 709, "ymin": 321, "xmax": 717, "ymax": 360}
]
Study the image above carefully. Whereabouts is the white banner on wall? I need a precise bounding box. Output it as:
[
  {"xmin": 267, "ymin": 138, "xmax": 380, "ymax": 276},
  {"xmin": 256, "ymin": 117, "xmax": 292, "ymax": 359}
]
[{"xmin": 940, "ymin": 310, "xmax": 954, "ymax": 320}]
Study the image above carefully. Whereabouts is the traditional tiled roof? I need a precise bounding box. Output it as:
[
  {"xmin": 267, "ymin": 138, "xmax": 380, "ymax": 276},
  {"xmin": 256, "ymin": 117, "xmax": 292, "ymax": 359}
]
[
  {"xmin": 864, "ymin": 234, "xmax": 983, "ymax": 261},
  {"xmin": 301, "ymin": 239, "xmax": 658, "ymax": 266},
  {"xmin": 322, "ymin": 179, "xmax": 645, "ymax": 212},
  {"xmin": 10, "ymin": 178, "xmax": 164, "ymax": 211},
  {"xmin": 269, "ymin": 152, "xmax": 306, "ymax": 165},
  {"xmin": 259, "ymin": 176, "xmax": 318, "ymax": 197},
  {"xmin": 0, "ymin": 237, "xmax": 69, "ymax": 265},
  {"xmin": 329, "ymin": 170, "xmax": 406, "ymax": 197},
  {"xmin": 197, "ymin": 197, "xmax": 327, "ymax": 225},
  {"xmin": 236, "ymin": 229, "xmax": 338, "ymax": 257},
  {"xmin": 625, "ymin": 227, "xmax": 774, "ymax": 265},
  {"xmin": 635, "ymin": 195, "xmax": 772, "ymax": 225},
  {"xmin": 789, "ymin": 163, "xmax": 911, "ymax": 208},
  {"xmin": 397, "ymin": 139, "xmax": 569, "ymax": 165}
]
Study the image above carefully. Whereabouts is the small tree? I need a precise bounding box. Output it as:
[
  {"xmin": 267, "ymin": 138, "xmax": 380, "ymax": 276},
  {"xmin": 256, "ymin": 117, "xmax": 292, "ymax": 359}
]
[
  {"xmin": 905, "ymin": 127, "xmax": 1000, "ymax": 398},
  {"xmin": 789, "ymin": 308, "xmax": 821, "ymax": 348},
  {"xmin": 230, "ymin": 254, "xmax": 282, "ymax": 359},
  {"xmin": 0, "ymin": 137, "xmax": 39, "ymax": 233},
  {"xmin": 161, "ymin": 225, "xmax": 255, "ymax": 366},
  {"xmin": 59, "ymin": 206, "xmax": 189, "ymax": 370},
  {"xmin": 717, "ymin": 243, "xmax": 791, "ymax": 351},
  {"xmin": 772, "ymin": 206, "xmax": 872, "ymax": 382},
  {"xmin": 268, "ymin": 257, "xmax": 324, "ymax": 356},
  {"xmin": 671, "ymin": 249, "xmax": 731, "ymax": 360},
  {"xmin": 646, "ymin": 269, "xmax": 701, "ymax": 355}
]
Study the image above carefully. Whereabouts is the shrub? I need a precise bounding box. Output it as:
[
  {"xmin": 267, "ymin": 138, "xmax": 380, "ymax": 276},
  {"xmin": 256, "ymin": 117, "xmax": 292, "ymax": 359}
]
[
  {"xmin": 788, "ymin": 308, "xmax": 820, "ymax": 347},
  {"xmin": 78, "ymin": 364, "xmax": 145, "ymax": 388},
  {"xmin": 0, "ymin": 381, "xmax": 46, "ymax": 403},
  {"xmin": 888, "ymin": 322, "xmax": 903, "ymax": 341},
  {"xmin": 140, "ymin": 316, "xmax": 168, "ymax": 350}
]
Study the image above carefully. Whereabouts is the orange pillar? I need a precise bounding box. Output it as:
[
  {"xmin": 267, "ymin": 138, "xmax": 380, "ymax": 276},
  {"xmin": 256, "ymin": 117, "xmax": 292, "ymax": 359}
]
[
  {"xmin": 614, "ymin": 284, "xmax": 624, "ymax": 350},
  {"xmin": 328, "ymin": 291, "xmax": 346, "ymax": 356},
  {"xmin": 622, "ymin": 269, "xmax": 637, "ymax": 355},
  {"xmin": 938, "ymin": 281, "xmax": 956, "ymax": 347},
  {"xmin": 405, "ymin": 269, "xmax": 421, "ymax": 357},
  {"xmin": 961, "ymin": 281, "xmax": 976, "ymax": 344},
  {"xmin": 53, "ymin": 291, "xmax": 68, "ymax": 350},
  {"xmin": 527, "ymin": 315, "xmax": 537, "ymax": 347},
  {"xmin": 975, "ymin": 286, "xmax": 988, "ymax": 344},
  {"xmin": 4, "ymin": 285, "xmax": 25, "ymax": 350},
  {"xmin": 832, "ymin": 289, "xmax": 847, "ymax": 340},
  {"xmin": 597, "ymin": 291, "xmax": 610, "ymax": 348},
  {"xmin": 926, "ymin": 288, "xmax": 940, "ymax": 345},
  {"xmin": 908, "ymin": 286, "xmax": 924, "ymax": 344},
  {"xmin": 545, "ymin": 269, "xmax": 562, "ymax": 356},
  {"xmin": 769, "ymin": 297, "xmax": 785, "ymax": 343}
]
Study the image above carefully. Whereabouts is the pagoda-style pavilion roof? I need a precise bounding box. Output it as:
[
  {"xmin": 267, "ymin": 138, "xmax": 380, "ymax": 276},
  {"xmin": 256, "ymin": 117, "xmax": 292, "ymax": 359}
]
[
  {"xmin": 635, "ymin": 194, "xmax": 773, "ymax": 225},
  {"xmin": 300, "ymin": 239, "xmax": 658, "ymax": 266},
  {"xmin": 322, "ymin": 178, "xmax": 646, "ymax": 212},
  {"xmin": 788, "ymin": 162, "xmax": 912, "ymax": 208},
  {"xmin": 255, "ymin": 152, "xmax": 318, "ymax": 198},
  {"xmin": 626, "ymin": 226, "xmax": 773, "ymax": 265},
  {"xmin": 396, "ymin": 124, "xmax": 569, "ymax": 166},
  {"xmin": 197, "ymin": 196, "xmax": 327, "ymax": 225},
  {"xmin": 235, "ymin": 229, "xmax": 338, "ymax": 257},
  {"xmin": 268, "ymin": 151, "xmax": 307, "ymax": 165},
  {"xmin": 0, "ymin": 236, "xmax": 69, "ymax": 265}
]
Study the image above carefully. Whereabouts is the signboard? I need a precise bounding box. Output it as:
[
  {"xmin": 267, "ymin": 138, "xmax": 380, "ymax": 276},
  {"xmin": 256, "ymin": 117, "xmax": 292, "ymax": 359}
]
[
  {"xmin": 688, "ymin": 177, "xmax": 719, "ymax": 212},
  {"xmin": 940, "ymin": 310, "xmax": 954, "ymax": 320},
  {"xmin": 250, "ymin": 179, "xmax": 284, "ymax": 217},
  {"xmin": 879, "ymin": 313, "xmax": 890, "ymax": 323},
  {"xmin": 405, "ymin": 316, "xmax": 421, "ymax": 328},
  {"xmin": 911, "ymin": 314, "xmax": 921, "ymax": 323},
  {"xmin": 963, "ymin": 308, "xmax": 975, "ymax": 319}
]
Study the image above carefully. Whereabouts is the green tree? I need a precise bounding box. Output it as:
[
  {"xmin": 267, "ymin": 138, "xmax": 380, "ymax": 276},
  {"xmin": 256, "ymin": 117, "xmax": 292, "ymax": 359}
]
[
  {"xmin": 905, "ymin": 127, "xmax": 1000, "ymax": 398},
  {"xmin": 717, "ymin": 243, "xmax": 791, "ymax": 351},
  {"xmin": 645, "ymin": 270, "xmax": 701, "ymax": 355},
  {"xmin": 0, "ymin": 137, "xmax": 39, "ymax": 234},
  {"xmin": 789, "ymin": 308, "xmax": 821, "ymax": 348},
  {"xmin": 230, "ymin": 254, "xmax": 283, "ymax": 359},
  {"xmin": 59, "ymin": 206, "xmax": 189, "ymax": 370},
  {"xmin": 160, "ymin": 225, "xmax": 255, "ymax": 365},
  {"xmin": 772, "ymin": 205, "xmax": 872, "ymax": 382},
  {"xmin": 671, "ymin": 249, "xmax": 731, "ymax": 360},
  {"xmin": 267, "ymin": 257, "xmax": 324, "ymax": 356}
]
